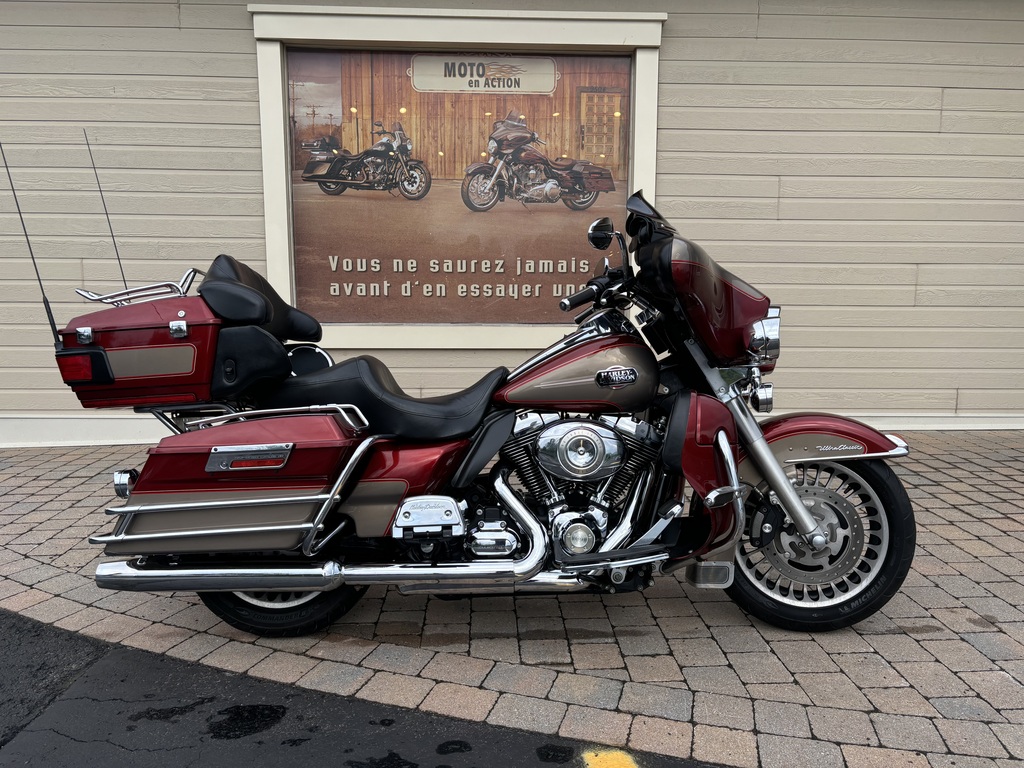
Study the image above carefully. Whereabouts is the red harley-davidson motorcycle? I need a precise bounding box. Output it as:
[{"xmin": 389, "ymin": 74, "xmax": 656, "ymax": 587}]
[
  {"xmin": 54, "ymin": 192, "xmax": 914, "ymax": 637},
  {"xmin": 462, "ymin": 110, "xmax": 616, "ymax": 212}
]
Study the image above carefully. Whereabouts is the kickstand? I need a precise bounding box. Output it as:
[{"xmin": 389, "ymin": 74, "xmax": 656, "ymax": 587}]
[{"xmin": 518, "ymin": 199, "xmax": 532, "ymax": 213}]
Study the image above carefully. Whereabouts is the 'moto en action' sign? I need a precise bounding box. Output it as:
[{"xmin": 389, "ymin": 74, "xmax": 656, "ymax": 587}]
[{"xmin": 410, "ymin": 55, "xmax": 559, "ymax": 94}]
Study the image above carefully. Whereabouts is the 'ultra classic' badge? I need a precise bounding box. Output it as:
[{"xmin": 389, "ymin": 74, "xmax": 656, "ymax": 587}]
[{"xmin": 596, "ymin": 366, "xmax": 639, "ymax": 389}]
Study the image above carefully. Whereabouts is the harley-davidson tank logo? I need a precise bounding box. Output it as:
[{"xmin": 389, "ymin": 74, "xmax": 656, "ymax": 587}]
[{"xmin": 596, "ymin": 366, "xmax": 639, "ymax": 389}]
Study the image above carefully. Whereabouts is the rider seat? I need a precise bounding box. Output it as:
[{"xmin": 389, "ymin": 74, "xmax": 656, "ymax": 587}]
[{"xmin": 260, "ymin": 355, "xmax": 509, "ymax": 441}]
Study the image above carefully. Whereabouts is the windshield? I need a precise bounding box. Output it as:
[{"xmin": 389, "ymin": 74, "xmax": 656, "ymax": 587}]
[{"xmin": 501, "ymin": 110, "xmax": 527, "ymax": 127}]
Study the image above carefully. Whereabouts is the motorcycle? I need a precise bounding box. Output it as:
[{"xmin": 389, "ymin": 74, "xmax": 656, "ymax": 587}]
[
  {"xmin": 53, "ymin": 192, "xmax": 915, "ymax": 638},
  {"xmin": 462, "ymin": 110, "xmax": 615, "ymax": 212},
  {"xmin": 300, "ymin": 120, "xmax": 431, "ymax": 200}
]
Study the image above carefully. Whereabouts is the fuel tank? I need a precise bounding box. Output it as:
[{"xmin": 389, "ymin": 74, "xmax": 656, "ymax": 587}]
[{"xmin": 494, "ymin": 331, "xmax": 658, "ymax": 413}]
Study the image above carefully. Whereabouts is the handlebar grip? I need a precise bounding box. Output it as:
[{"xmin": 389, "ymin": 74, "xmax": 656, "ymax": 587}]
[{"xmin": 559, "ymin": 285, "xmax": 600, "ymax": 312}]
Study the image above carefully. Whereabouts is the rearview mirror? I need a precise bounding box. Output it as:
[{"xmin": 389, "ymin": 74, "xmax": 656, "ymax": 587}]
[{"xmin": 587, "ymin": 218, "xmax": 615, "ymax": 251}]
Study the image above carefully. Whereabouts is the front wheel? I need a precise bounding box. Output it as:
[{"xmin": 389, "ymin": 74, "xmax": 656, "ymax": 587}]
[
  {"xmin": 562, "ymin": 190, "xmax": 599, "ymax": 210},
  {"xmin": 199, "ymin": 585, "xmax": 366, "ymax": 637},
  {"xmin": 317, "ymin": 181, "xmax": 346, "ymax": 195},
  {"xmin": 728, "ymin": 459, "xmax": 915, "ymax": 632},
  {"xmin": 398, "ymin": 161, "xmax": 431, "ymax": 200},
  {"xmin": 461, "ymin": 172, "xmax": 500, "ymax": 212}
]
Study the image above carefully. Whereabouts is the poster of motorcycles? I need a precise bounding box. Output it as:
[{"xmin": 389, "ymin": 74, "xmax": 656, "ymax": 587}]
[{"xmin": 287, "ymin": 50, "xmax": 631, "ymax": 324}]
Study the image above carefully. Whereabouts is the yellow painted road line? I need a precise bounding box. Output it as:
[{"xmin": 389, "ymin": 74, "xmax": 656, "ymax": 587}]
[{"xmin": 582, "ymin": 749, "xmax": 640, "ymax": 768}]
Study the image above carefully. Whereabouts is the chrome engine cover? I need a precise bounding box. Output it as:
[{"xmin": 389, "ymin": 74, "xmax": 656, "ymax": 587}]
[
  {"xmin": 391, "ymin": 496, "xmax": 466, "ymax": 540},
  {"xmin": 536, "ymin": 420, "xmax": 624, "ymax": 481}
]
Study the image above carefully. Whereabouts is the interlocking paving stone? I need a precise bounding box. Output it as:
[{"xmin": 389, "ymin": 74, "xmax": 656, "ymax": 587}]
[{"xmin": 1, "ymin": 432, "xmax": 1024, "ymax": 766}]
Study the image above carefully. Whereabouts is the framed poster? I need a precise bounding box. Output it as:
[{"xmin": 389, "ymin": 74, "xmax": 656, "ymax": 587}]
[{"xmin": 287, "ymin": 50, "xmax": 632, "ymax": 325}]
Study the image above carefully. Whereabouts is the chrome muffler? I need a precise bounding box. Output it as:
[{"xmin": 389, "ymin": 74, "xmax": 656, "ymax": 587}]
[{"xmin": 95, "ymin": 470, "xmax": 550, "ymax": 593}]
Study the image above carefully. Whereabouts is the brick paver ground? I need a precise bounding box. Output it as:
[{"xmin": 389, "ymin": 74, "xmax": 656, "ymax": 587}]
[{"xmin": 1, "ymin": 431, "xmax": 1022, "ymax": 766}]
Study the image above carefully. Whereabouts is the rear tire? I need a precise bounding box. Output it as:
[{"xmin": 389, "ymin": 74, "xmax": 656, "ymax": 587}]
[
  {"xmin": 562, "ymin": 191, "xmax": 599, "ymax": 210},
  {"xmin": 318, "ymin": 181, "xmax": 346, "ymax": 195},
  {"xmin": 728, "ymin": 459, "xmax": 915, "ymax": 632},
  {"xmin": 199, "ymin": 586, "xmax": 366, "ymax": 637}
]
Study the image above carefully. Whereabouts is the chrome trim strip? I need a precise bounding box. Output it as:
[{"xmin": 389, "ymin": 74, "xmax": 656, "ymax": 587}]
[
  {"xmin": 204, "ymin": 442, "xmax": 294, "ymax": 472},
  {"xmin": 783, "ymin": 434, "xmax": 911, "ymax": 464},
  {"xmin": 95, "ymin": 559, "xmax": 343, "ymax": 593},
  {"xmin": 89, "ymin": 522, "xmax": 314, "ymax": 546},
  {"xmin": 190, "ymin": 404, "xmax": 370, "ymax": 433},
  {"xmin": 397, "ymin": 571, "xmax": 591, "ymax": 596},
  {"xmin": 106, "ymin": 493, "xmax": 331, "ymax": 516},
  {"xmin": 599, "ymin": 467, "xmax": 653, "ymax": 552}
]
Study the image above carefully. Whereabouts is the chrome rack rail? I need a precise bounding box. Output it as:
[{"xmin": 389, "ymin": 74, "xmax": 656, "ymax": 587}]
[
  {"xmin": 189, "ymin": 404, "xmax": 371, "ymax": 434},
  {"xmin": 75, "ymin": 268, "xmax": 204, "ymax": 306}
]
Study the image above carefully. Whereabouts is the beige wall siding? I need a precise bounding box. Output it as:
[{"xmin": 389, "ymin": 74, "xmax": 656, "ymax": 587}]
[{"xmin": 0, "ymin": 0, "xmax": 1021, "ymax": 428}]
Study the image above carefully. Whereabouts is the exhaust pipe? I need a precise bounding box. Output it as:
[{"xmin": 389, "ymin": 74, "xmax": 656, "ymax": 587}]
[
  {"xmin": 96, "ymin": 559, "xmax": 344, "ymax": 593},
  {"xmin": 96, "ymin": 470, "xmax": 550, "ymax": 593}
]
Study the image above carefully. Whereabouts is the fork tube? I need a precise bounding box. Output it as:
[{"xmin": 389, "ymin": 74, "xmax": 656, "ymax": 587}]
[
  {"xmin": 482, "ymin": 160, "xmax": 504, "ymax": 193},
  {"xmin": 725, "ymin": 397, "xmax": 828, "ymax": 551}
]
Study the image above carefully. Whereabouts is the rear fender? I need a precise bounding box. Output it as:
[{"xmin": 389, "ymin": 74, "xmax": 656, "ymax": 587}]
[{"xmin": 738, "ymin": 411, "xmax": 909, "ymax": 488}]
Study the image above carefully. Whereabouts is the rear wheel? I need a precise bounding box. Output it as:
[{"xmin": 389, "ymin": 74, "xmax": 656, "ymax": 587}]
[
  {"xmin": 728, "ymin": 459, "xmax": 914, "ymax": 631},
  {"xmin": 199, "ymin": 586, "xmax": 366, "ymax": 637},
  {"xmin": 562, "ymin": 190, "xmax": 599, "ymax": 210},
  {"xmin": 318, "ymin": 181, "xmax": 346, "ymax": 195}
]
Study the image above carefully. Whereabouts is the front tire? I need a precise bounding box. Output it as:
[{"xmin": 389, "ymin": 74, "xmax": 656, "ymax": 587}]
[
  {"xmin": 461, "ymin": 172, "xmax": 500, "ymax": 212},
  {"xmin": 318, "ymin": 181, "xmax": 346, "ymax": 195},
  {"xmin": 398, "ymin": 162, "xmax": 431, "ymax": 200},
  {"xmin": 728, "ymin": 459, "xmax": 915, "ymax": 632},
  {"xmin": 199, "ymin": 585, "xmax": 366, "ymax": 637}
]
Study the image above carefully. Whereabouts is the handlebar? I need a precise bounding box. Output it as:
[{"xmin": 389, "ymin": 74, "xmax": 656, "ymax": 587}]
[{"xmin": 559, "ymin": 275, "xmax": 613, "ymax": 312}]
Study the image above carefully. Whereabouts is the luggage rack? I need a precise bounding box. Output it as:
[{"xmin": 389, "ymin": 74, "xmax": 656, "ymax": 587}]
[{"xmin": 75, "ymin": 268, "xmax": 204, "ymax": 306}]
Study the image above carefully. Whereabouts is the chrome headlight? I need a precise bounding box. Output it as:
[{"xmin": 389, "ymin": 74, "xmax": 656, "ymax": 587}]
[
  {"xmin": 487, "ymin": 138, "xmax": 498, "ymax": 155},
  {"xmin": 749, "ymin": 306, "xmax": 781, "ymax": 365}
]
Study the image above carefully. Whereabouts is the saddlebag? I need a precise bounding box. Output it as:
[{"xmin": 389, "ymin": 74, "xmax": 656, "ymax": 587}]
[
  {"xmin": 57, "ymin": 297, "xmax": 221, "ymax": 408},
  {"xmin": 572, "ymin": 161, "xmax": 615, "ymax": 192},
  {"xmin": 94, "ymin": 414, "xmax": 361, "ymax": 555}
]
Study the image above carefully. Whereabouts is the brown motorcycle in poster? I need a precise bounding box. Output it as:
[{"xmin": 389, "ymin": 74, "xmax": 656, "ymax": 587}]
[{"xmin": 462, "ymin": 110, "xmax": 615, "ymax": 212}]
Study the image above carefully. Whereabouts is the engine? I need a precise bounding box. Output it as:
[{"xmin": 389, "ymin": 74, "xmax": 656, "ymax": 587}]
[
  {"xmin": 517, "ymin": 164, "xmax": 561, "ymax": 202},
  {"xmin": 498, "ymin": 413, "xmax": 663, "ymax": 559}
]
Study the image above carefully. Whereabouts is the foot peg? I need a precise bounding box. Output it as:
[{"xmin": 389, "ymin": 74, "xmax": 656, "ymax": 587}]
[{"xmin": 684, "ymin": 561, "xmax": 734, "ymax": 589}]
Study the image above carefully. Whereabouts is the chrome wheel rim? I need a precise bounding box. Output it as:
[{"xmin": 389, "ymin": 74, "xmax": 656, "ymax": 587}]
[
  {"xmin": 401, "ymin": 167, "xmax": 426, "ymax": 195},
  {"xmin": 736, "ymin": 462, "xmax": 890, "ymax": 608},
  {"xmin": 233, "ymin": 591, "xmax": 319, "ymax": 609},
  {"xmin": 572, "ymin": 192, "xmax": 598, "ymax": 206},
  {"xmin": 466, "ymin": 175, "xmax": 498, "ymax": 206}
]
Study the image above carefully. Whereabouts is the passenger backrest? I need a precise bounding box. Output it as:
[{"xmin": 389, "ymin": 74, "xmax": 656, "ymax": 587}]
[{"xmin": 198, "ymin": 254, "xmax": 322, "ymax": 343}]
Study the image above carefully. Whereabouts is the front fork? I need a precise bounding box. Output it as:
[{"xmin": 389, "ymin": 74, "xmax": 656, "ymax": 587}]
[
  {"xmin": 481, "ymin": 158, "xmax": 505, "ymax": 194},
  {"xmin": 684, "ymin": 339, "xmax": 829, "ymax": 551}
]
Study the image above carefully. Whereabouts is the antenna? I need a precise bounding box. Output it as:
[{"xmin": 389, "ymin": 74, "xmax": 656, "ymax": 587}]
[
  {"xmin": 83, "ymin": 129, "xmax": 127, "ymax": 290},
  {"xmin": 0, "ymin": 141, "xmax": 62, "ymax": 351}
]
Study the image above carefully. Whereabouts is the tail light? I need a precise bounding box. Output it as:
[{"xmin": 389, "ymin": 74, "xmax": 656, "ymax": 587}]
[{"xmin": 56, "ymin": 349, "xmax": 114, "ymax": 385}]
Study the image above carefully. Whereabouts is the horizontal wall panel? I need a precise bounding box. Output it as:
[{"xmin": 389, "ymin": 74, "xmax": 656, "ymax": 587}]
[
  {"xmin": 760, "ymin": 0, "xmax": 1024, "ymax": 22},
  {"xmin": 656, "ymin": 153, "xmax": 1024, "ymax": 179},
  {"xmin": 957, "ymin": 390, "xmax": 1024, "ymax": 410},
  {"xmin": 656, "ymin": 198, "xmax": 778, "ymax": 219},
  {"xmin": 0, "ymin": 169, "xmax": 263, "ymax": 194},
  {"xmin": 0, "ymin": 124, "xmax": 262, "ymax": 148},
  {"xmin": 917, "ymin": 287, "xmax": 1024, "ymax": 307},
  {"xmin": 940, "ymin": 112, "xmax": 1024, "ymax": 136},
  {"xmin": 658, "ymin": 107, "xmax": 940, "ymax": 132},
  {"xmin": 658, "ymin": 131, "xmax": 1024, "ymax": 157},
  {"xmin": 0, "ymin": 98, "xmax": 260, "ymax": 125},
  {"xmin": 770, "ymin": 368, "xmax": 1024, "ymax": 391},
  {"xmin": 1, "ymin": 51, "xmax": 256, "ymax": 78},
  {"xmin": 660, "ymin": 38, "xmax": 1024, "ymax": 67},
  {"xmin": 752, "ymin": 285, "xmax": 915, "ymax": 306},
  {"xmin": 0, "ymin": 75, "xmax": 258, "ymax": 102},
  {"xmin": 5, "ymin": 146, "xmax": 262, "ymax": 172},
  {"xmin": 786, "ymin": 306, "xmax": 1024, "ymax": 328},
  {"xmin": 179, "ymin": 4, "xmax": 254, "ymax": 30},
  {"xmin": 0, "ymin": 27, "xmax": 256, "ymax": 54},
  {"xmin": 918, "ymin": 265, "xmax": 1024, "ymax": 286},
  {"xmin": 773, "ymin": 388, "xmax": 957, "ymax": 411},
  {"xmin": 777, "ymin": 199, "xmax": 1024, "ymax": 222},
  {"xmin": 693, "ymin": 243, "xmax": 1024, "ymax": 265},
  {"xmin": 657, "ymin": 14, "xmax": 758, "ymax": 38},
  {"xmin": 782, "ymin": 347, "xmax": 1012, "ymax": 368},
  {"xmin": 756, "ymin": 14, "xmax": 1024, "ymax": 44},
  {"xmin": 780, "ymin": 177, "xmax": 1024, "ymax": 200},
  {"xmin": 783, "ymin": 327, "xmax": 1023, "ymax": 348},
  {"xmin": 658, "ymin": 219, "xmax": 1024, "ymax": 244},
  {"xmin": 0, "ymin": 191, "xmax": 263, "ymax": 217},
  {"xmin": 658, "ymin": 84, "xmax": 942, "ymax": 110},
  {"xmin": 657, "ymin": 175, "xmax": 780, "ymax": 198},
  {"xmin": 726, "ymin": 263, "xmax": 917, "ymax": 285},
  {"xmin": 665, "ymin": 61, "xmax": 1024, "ymax": 90},
  {"xmin": 1, "ymin": 2, "xmax": 179, "ymax": 27},
  {"xmin": 0, "ymin": 235, "xmax": 266, "ymax": 262},
  {"xmin": 0, "ymin": 213, "xmax": 265, "ymax": 239}
]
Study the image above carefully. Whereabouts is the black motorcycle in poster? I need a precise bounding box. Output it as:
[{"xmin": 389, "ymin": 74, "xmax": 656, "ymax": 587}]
[{"xmin": 301, "ymin": 120, "xmax": 431, "ymax": 200}]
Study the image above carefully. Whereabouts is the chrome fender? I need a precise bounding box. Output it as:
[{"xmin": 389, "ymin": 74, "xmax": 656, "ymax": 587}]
[{"xmin": 737, "ymin": 411, "xmax": 908, "ymax": 489}]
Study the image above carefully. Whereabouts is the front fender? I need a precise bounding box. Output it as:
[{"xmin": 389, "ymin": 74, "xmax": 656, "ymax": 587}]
[
  {"xmin": 738, "ymin": 411, "xmax": 909, "ymax": 488},
  {"xmin": 464, "ymin": 162, "xmax": 495, "ymax": 176}
]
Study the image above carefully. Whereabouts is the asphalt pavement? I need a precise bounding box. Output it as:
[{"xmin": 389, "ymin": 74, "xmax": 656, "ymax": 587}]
[{"xmin": 0, "ymin": 608, "xmax": 711, "ymax": 768}]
